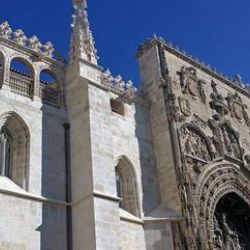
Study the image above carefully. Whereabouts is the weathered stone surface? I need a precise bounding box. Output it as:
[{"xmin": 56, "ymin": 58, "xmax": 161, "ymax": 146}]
[{"xmin": 0, "ymin": 2, "xmax": 249, "ymax": 250}]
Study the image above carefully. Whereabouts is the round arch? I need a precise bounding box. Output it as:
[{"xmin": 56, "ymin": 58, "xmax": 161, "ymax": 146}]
[
  {"xmin": 9, "ymin": 57, "xmax": 35, "ymax": 97},
  {"xmin": 10, "ymin": 56, "xmax": 35, "ymax": 77}
]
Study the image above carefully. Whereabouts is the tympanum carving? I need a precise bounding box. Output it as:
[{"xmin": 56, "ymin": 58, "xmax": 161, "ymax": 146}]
[{"xmin": 180, "ymin": 124, "xmax": 215, "ymax": 162}]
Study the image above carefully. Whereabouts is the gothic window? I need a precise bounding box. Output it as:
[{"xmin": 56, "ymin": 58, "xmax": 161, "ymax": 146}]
[
  {"xmin": 0, "ymin": 112, "xmax": 30, "ymax": 189},
  {"xmin": 115, "ymin": 157, "xmax": 139, "ymax": 217},
  {"xmin": 110, "ymin": 99, "xmax": 125, "ymax": 116}
]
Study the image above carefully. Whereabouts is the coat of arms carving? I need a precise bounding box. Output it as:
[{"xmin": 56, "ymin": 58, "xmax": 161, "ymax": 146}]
[
  {"xmin": 178, "ymin": 97, "xmax": 191, "ymax": 117},
  {"xmin": 226, "ymin": 92, "xmax": 250, "ymax": 126},
  {"xmin": 177, "ymin": 66, "xmax": 206, "ymax": 103}
]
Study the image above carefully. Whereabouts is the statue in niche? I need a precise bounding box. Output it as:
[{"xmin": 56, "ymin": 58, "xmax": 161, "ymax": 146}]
[
  {"xmin": 180, "ymin": 125, "xmax": 212, "ymax": 162},
  {"xmin": 226, "ymin": 92, "xmax": 250, "ymax": 126},
  {"xmin": 210, "ymin": 80, "xmax": 229, "ymax": 116},
  {"xmin": 177, "ymin": 66, "xmax": 207, "ymax": 103},
  {"xmin": 198, "ymin": 80, "xmax": 207, "ymax": 103}
]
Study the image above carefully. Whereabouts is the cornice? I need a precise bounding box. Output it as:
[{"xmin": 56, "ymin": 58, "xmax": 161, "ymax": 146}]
[{"xmin": 0, "ymin": 37, "xmax": 64, "ymax": 68}]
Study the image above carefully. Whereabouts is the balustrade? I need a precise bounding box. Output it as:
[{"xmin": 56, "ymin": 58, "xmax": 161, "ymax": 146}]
[{"xmin": 9, "ymin": 69, "xmax": 32, "ymax": 97}]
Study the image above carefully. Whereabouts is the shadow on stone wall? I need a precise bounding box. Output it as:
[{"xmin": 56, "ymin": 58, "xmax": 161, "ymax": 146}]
[
  {"xmin": 40, "ymin": 104, "xmax": 68, "ymax": 250},
  {"xmin": 134, "ymin": 102, "xmax": 160, "ymax": 215}
]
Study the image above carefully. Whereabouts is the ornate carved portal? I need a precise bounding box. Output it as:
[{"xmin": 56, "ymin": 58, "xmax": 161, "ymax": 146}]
[
  {"xmin": 213, "ymin": 193, "xmax": 250, "ymax": 250},
  {"xmin": 194, "ymin": 163, "xmax": 250, "ymax": 250}
]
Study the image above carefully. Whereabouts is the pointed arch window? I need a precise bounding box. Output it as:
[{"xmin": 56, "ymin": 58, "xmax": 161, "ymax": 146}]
[
  {"xmin": 115, "ymin": 157, "xmax": 140, "ymax": 217},
  {"xmin": 0, "ymin": 112, "xmax": 30, "ymax": 189}
]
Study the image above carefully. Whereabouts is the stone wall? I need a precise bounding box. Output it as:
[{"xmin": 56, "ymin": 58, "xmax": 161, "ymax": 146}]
[{"xmin": 0, "ymin": 68, "xmax": 67, "ymax": 249}]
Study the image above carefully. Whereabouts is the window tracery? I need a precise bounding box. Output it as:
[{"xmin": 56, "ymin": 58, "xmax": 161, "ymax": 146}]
[
  {"xmin": 0, "ymin": 112, "xmax": 30, "ymax": 189},
  {"xmin": 115, "ymin": 157, "xmax": 139, "ymax": 217}
]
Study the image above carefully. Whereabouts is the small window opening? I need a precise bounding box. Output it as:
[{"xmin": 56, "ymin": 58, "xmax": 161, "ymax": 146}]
[{"xmin": 110, "ymin": 99, "xmax": 125, "ymax": 116}]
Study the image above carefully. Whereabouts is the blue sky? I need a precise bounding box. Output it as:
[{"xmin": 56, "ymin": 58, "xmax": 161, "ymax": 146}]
[{"xmin": 1, "ymin": 0, "xmax": 250, "ymax": 85}]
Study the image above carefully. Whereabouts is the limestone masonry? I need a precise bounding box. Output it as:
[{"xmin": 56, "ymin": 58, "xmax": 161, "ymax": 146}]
[{"xmin": 0, "ymin": 0, "xmax": 249, "ymax": 249}]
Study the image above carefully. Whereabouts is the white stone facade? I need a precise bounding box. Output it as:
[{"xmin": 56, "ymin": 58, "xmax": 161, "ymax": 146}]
[{"xmin": 0, "ymin": 1, "xmax": 250, "ymax": 250}]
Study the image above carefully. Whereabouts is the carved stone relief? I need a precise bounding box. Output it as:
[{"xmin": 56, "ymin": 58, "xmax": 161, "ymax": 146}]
[
  {"xmin": 162, "ymin": 76, "xmax": 186, "ymax": 122},
  {"xmin": 192, "ymin": 114, "xmax": 207, "ymax": 129},
  {"xmin": 178, "ymin": 97, "xmax": 191, "ymax": 117},
  {"xmin": 209, "ymin": 81, "xmax": 244, "ymax": 160},
  {"xmin": 195, "ymin": 164, "xmax": 250, "ymax": 250},
  {"xmin": 210, "ymin": 80, "xmax": 229, "ymax": 116},
  {"xmin": 208, "ymin": 114, "xmax": 244, "ymax": 160},
  {"xmin": 226, "ymin": 92, "xmax": 250, "ymax": 126},
  {"xmin": 180, "ymin": 124, "xmax": 214, "ymax": 162},
  {"xmin": 177, "ymin": 66, "xmax": 206, "ymax": 103}
]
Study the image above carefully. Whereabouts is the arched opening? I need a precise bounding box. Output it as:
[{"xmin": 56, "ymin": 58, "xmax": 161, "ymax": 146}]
[
  {"xmin": 9, "ymin": 57, "xmax": 34, "ymax": 97},
  {"xmin": 0, "ymin": 112, "xmax": 30, "ymax": 190},
  {"xmin": 39, "ymin": 69, "xmax": 60, "ymax": 105},
  {"xmin": 213, "ymin": 193, "xmax": 250, "ymax": 249},
  {"xmin": 115, "ymin": 156, "xmax": 139, "ymax": 217},
  {"xmin": 39, "ymin": 69, "xmax": 57, "ymax": 86}
]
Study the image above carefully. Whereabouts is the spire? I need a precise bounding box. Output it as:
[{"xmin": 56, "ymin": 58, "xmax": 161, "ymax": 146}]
[{"xmin": 70, "ymin": 0, "xmax": 98, "ymax": 65}]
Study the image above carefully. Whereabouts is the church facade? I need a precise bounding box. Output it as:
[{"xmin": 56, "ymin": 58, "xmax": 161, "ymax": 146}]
[{"xmin": 0, "ymin": 0, "xmax": 249, "ymax": 249}]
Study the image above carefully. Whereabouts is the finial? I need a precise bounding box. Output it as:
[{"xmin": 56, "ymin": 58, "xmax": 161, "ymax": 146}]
[{"xmin": 70, "ymin": 0, "xmax": 98, "ymax": 64}]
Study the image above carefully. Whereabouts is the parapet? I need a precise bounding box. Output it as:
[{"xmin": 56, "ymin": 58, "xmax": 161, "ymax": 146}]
[{"xmin": 0, "ymin": 21, "xmax": 65, "ymax": 107}]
